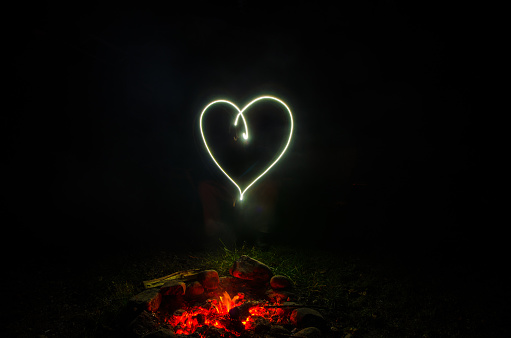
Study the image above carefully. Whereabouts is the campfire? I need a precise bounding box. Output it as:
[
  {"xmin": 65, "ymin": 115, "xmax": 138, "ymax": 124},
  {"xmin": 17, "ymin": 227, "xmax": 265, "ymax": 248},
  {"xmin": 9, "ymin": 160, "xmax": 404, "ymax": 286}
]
[
  {"xmin": 127, "ymin": 255, "xmax": 326, "ymax": 337},
  {"xmin": 164, "ymin": 291, "xmax": 288, "ymax": 336}
]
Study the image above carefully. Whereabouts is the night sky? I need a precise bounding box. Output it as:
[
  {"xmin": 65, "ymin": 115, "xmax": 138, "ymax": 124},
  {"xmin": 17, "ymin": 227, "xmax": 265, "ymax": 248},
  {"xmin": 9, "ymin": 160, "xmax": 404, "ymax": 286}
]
[{"xmin": 7, "ymin": 2, "xmax": 493, "ymax": 264}]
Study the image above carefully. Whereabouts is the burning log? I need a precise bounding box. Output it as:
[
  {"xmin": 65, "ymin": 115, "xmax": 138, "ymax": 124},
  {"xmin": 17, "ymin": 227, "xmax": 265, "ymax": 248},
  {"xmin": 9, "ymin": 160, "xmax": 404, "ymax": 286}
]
[
  {"xmin": 228, "ymin": 300, "xmax": 263, "ymax": 320},
  {"xmin": 143, "ymin": 269, "xmax": 201, "ymax": 289}
]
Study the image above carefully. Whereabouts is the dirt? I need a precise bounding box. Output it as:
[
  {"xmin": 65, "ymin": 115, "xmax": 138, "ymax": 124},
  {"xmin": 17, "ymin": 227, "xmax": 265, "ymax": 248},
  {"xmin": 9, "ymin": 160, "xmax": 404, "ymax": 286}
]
[{"xmin": 3, "ymin": 243, "xmax": 509, "ymax": 337}]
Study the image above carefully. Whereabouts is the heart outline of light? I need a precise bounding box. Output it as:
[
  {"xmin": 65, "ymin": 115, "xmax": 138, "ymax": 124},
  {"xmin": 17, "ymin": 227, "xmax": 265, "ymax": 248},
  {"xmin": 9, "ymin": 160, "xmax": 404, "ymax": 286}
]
[{"xmin": 199, "ymin": 96, "xmax": 294, "ymax": 201}]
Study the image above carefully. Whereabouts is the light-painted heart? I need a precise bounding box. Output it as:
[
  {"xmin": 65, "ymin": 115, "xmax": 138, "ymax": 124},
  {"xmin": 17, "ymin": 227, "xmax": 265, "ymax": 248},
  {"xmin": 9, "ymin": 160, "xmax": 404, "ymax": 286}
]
[{"xmin": 199, "ymin": 96, "xmax": 293, "ymax": 201}]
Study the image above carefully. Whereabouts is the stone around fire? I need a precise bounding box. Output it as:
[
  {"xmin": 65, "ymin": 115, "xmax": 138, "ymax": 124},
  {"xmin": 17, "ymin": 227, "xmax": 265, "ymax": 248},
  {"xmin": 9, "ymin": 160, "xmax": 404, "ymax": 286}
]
[
  {"xmin": 270, "ymin": 275, "xmax": 292, "ymax": 289},
  {"xmin": 198, "ymin": 270, "xmax": 219, "ymax": 290},
  {"xmin": 290, "ymin": 308, "xmax": 326, "ymax": 330},
  {"xmin": 253, "ymin": 316, "xmax": 271, "ymax": 334},
  {"xmin": 292, "ymin": 326, "xmax": 322, "ymax": 337},
  {"xmin": 160, "ymin": 281, "xmax": 186, "ymax": 296},
  {"xmin": 269, "ymin": 325, "xmax": 292, "ymax": 336},
  {"xmin": 129, "ymin": 288, "xmax": 162, "ymax": 312},
  {"xmin": 265, "ymin": 289, "xmax": 298, "ymax": 302},
  {"xmin": 185, "ymin": 281, "xmax": 205, "ymax": 297},
  {"xmin": 229, "ymin": 255, "xmax": 273, "ymax": 282}
]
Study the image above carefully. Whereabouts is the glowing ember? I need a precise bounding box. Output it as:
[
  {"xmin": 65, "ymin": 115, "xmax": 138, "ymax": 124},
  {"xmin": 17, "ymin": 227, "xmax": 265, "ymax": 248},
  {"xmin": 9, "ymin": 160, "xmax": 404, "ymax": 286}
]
[{"xmin": 162, "ymin": 292, "xmax": 289, "ymax": 336}]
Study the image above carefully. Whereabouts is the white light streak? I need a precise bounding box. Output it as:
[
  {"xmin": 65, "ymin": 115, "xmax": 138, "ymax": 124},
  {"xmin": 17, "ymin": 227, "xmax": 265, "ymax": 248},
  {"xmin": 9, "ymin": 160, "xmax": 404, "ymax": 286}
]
[{"xmin": 199, "ymin": 96, "xmax": 293, "ymax": 201}]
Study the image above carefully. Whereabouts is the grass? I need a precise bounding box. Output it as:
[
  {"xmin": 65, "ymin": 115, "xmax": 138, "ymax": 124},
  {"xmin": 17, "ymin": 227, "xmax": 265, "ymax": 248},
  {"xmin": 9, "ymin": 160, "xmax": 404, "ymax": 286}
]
[{"xmin": 5, "ymin": 242, "xmax": 508, "ymax": 337}]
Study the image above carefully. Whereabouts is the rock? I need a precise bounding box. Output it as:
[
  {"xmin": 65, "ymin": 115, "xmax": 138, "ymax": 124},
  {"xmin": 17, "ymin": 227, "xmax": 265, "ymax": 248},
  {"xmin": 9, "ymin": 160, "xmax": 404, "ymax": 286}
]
[
  {"xmin": 265, "ymin": 289, "xmax": 297, "ymax": 302},
  {"xmin": 142, "ymin": 328, "xmax": 177, "ymax": 338},
  {"xmin": 129, "ymin": 288, "xmax": 162, "ymax": 312},
  {"xmin": 253, "ymin": 316, "xmax": 271, "ymax": 334},
  {"xmin": 292, "ymin": 327, "xmax": 322, "ymax": 337},
  {"xmin": 128, "ymin": 310, "xmax": 159, "ymax": 336},
  {"xmin": 185, "ymin": 281, "xmax": 204, "ymax": 297},
  {"xmin": 198, "ymin": 270, "xmax": 219, "ymax": 290},
  {"xmin": 229, "ymin": 301, "xmax": 260, "ymax": 320},
  {"xmin": 290, "ymin": 308, "xmax": 326, "ymax": 330},
  {"xmin": 160, "ymin": 281, "xmax": 186, "ymax": 296},
  {"xmin": 269, "ymin": 325, "xmax": 291, "ymax": 336},
  {"xmin": 270, "ymin": 275, "xmax": 292, "ymax": 289},
  {"xmin": 229, "ymin": 255, "xmax": 273, "ymax": 282}
]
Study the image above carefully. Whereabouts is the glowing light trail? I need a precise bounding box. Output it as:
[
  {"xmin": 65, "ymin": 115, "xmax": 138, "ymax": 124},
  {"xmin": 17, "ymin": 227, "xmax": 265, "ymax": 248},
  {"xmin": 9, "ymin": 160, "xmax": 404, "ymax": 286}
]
[{"xmin": 199, "ymin": 96, "xmax": 293, "ymax": 201}]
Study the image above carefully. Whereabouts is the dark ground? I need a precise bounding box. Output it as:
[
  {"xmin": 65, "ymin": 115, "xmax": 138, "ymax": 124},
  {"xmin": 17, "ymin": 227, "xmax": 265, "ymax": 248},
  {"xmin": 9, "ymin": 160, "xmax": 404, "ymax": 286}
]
[
  {"xmin": 3, "ymin": 241, "xmax": 510, "ymax": 337},
  {"xmin": 4, "ymin": 1, "xmax": 502, "ymax": 337}
]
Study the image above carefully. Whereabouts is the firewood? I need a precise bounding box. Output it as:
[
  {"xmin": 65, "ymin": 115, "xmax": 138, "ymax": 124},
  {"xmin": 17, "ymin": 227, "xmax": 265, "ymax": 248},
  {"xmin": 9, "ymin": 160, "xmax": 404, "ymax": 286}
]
[
  {"xmin": 143, "ymin": 269, "xmax": 202, "ymax": 289},
  {"xmin": 228, "ymin": 301, "xmax": 263, "ymax": 320}
]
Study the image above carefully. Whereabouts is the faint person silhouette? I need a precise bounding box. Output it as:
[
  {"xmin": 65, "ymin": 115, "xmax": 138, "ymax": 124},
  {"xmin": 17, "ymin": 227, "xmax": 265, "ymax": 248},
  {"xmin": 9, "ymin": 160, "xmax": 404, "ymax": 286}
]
[
  {"xmin": 198, "ymin": 177, "xmax": 279, "ymax": 248},
  {"xmin": 196, "ymin": 117, "xmax": 281, "ymax": 248}
]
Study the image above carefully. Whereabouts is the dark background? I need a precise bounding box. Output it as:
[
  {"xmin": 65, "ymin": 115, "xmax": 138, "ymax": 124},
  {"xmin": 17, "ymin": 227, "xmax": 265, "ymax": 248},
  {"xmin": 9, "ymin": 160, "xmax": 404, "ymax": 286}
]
[{"xmin": 6, "ymin": 2, "xmax": 493, "ymax": 265}]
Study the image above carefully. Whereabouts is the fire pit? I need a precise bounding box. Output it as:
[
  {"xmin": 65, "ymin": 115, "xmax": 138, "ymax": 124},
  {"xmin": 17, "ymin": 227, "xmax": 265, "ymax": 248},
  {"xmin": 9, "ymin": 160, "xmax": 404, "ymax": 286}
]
[{"xmin": 126, "ymin": 255, "xmax": 326, "ymax": 337}]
